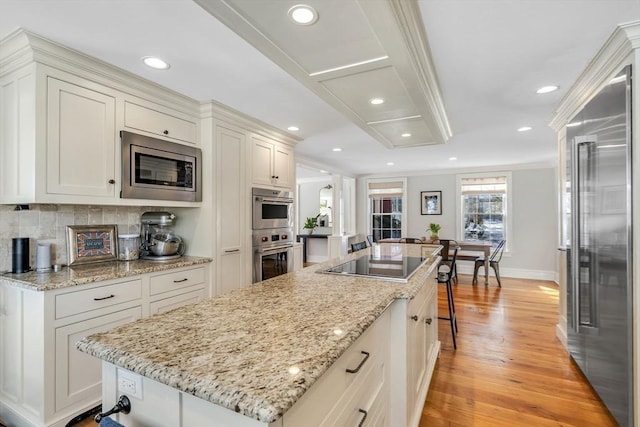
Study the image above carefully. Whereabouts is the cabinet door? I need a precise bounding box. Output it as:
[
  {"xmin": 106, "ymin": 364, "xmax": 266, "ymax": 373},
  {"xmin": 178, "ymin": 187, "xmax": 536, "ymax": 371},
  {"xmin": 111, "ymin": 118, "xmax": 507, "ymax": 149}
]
[
  {"xmin": 46, "ymin": 77, "xmax": 117, "ymax": 198},
  {"xmin": 124, "ymin": 101, "xmax": 197, "ymax": 144},
  {"xmin": 273, "ymin": 144, "xmax": 293, "ymax": 189},
  {"xmin": 54, "ymin": 307, "xmax": 142, "ymax": 412},
  {"xmin": 406, "ymin": 284, "xmax": 429, "ymax": 418},
  {"xmin": 251, "ymin": 136, "xmax": 274, "ymax": 187},
  {"xmin": 217, "ymin": 251, "xmax": 245, "ymax": 295},
  {"xmin": 216, "ymin": 124, "xmax": 247, "ymax": 293}
]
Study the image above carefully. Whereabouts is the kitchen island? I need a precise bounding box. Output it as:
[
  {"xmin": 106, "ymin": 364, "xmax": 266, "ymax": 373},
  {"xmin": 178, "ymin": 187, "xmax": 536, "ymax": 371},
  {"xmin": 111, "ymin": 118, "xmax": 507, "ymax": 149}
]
[{"xmin": 77, "ymin": 244, "xmax": 441, "ymax": 426}]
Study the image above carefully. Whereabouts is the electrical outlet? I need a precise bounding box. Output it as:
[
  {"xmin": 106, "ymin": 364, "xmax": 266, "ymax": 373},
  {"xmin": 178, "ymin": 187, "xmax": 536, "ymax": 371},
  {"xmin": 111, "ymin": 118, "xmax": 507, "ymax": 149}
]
[{"xmin": 117, "ymin": 368, "xmax": 143, "ymax": 399}]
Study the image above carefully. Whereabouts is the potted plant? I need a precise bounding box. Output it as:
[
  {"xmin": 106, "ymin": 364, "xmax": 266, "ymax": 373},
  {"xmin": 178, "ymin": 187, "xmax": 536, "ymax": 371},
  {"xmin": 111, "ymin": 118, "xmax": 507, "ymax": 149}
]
[
  {"xmin": 303, "ymin": 214, "xmax": 320, "ymax": 234},
  {"xmin": 428, "ymin": 222, "xmax": 441, "ymax": 242}
]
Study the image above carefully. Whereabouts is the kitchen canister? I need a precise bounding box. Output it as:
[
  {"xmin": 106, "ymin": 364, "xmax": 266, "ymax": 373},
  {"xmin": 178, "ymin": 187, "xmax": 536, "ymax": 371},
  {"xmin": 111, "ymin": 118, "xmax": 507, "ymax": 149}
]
[
  {"xmin": 12, "ymin": 237, "xmax": 30, "ymax": 274},
  {"xmin": 36, "ymin": 241, "xmax": 52, "ymax": 272},
  {"xmin": 118, "ymin": 234, "xmax": 141, "ymax": 261}
]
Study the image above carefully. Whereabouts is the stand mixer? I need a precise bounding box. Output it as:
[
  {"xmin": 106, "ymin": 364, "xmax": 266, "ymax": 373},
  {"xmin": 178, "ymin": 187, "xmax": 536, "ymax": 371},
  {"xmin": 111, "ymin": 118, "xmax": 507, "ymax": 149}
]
[{"xmin": 140, "ymin": 211, "xmax": 185, "ymax": 261}]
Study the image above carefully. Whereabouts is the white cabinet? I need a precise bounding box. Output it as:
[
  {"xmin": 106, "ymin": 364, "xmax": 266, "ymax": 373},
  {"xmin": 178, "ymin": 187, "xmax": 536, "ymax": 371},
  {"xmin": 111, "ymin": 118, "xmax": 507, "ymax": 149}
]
[
  {"xmin": 54, "ymin": 307, "xmax": 142, "ymax": 412},
  {"xmin": 406, "ymin": 280, "xmax": 437, "ymax": 424},
  {"xmin": 0, "ymin": 30, "xmax": 201, "ymax": 206},
  {"xmin": 251, "ymin": 135, "xmax": 294, "ymax": 190},
  {"xmin": 148, "ymin": 267, "xmax": 207, "ymax": 315},
  {"xmin": 214, "ymin": 122, "xmax": 250, "ymax": 294},
  {"xmin": 46, "ymin": 77, "xmax": 117, "ymax": 199},
  {"xmin": 389, "ymin": 264, "xmax": 440, "ymax": 427},
  {"xmin": 283, "ymin": 307, "xmax": 390, "ymax": 426},
  {"xmin": 0, "ymin": 264, "xmax": 209, "ymax": 427},
  {"xmin": 123, "ymin": 99, "xmax": 197, "ymax": 145}
]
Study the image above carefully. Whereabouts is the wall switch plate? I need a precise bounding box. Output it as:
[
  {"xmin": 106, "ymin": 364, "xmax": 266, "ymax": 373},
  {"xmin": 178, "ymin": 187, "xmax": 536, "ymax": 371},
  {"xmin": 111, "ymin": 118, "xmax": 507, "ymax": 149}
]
[{"xmin": 117, "ymin": 368, "xmax": 143, "ymax": 399}]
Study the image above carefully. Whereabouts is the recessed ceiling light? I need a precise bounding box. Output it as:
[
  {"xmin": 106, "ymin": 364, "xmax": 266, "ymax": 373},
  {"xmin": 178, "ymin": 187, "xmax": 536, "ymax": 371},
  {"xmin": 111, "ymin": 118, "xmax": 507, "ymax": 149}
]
[
  {"xmin": 449, "ymin": 157, "xmax": 457, "ymax": 161},
  {"xmin": 288, "ymin": 5, "xmax": 318, "ymax": 25},
  {"xmin": 517, "ymin": 126, "xmax": 533, "ymax": 132},
  {"xmin": 566, "ymin": 121, "xmax": 582, "ymax": 127},
  {"xmin": 287, "ymin": 126, "xmax": 299, "ymax": 131},
  {"xmin": 387, "ymin": 162, "xmax": 394, "ymax": 166},
  {"xmin": 369, "ymin": 98, "xmax": 385, "ymax": 105},
  {"xmin": 536, "ymin": 85, "xmax": 559, "ymax": 94},
  {"xmin": 320, "ymin": 169, "xmax": 328, "ymax": 174},
  {"xmin": 142, "ymin": 56, "xmax": 170, "ymax": 70},
  {"xmin": 401, "ymin": 133, "xmax": 411, "ymax": 138},
  {"xmin": 332, "ymin": 148, "xmax": 342, "ymax": 152}
]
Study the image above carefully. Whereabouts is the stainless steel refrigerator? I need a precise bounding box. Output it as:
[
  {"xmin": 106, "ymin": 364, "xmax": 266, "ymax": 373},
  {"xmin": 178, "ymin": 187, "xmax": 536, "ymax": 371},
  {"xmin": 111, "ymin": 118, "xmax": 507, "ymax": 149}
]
[{"xmin": 565, "ymin": 65, "xmax": 633, "ymax": 426}]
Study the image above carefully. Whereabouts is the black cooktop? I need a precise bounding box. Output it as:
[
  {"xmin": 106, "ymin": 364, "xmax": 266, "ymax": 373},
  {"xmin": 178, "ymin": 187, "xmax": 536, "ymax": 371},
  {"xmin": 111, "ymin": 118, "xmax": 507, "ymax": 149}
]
[{"xmin": 320, "ymin": 255, "xmax": 427, "ymax": 283}]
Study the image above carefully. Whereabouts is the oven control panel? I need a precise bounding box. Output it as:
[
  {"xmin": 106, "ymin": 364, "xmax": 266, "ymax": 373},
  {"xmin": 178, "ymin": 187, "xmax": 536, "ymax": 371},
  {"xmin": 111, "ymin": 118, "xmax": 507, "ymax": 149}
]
[{"xmin": 253, "ymin": 228, "xmax": 294, "ymax": 248}]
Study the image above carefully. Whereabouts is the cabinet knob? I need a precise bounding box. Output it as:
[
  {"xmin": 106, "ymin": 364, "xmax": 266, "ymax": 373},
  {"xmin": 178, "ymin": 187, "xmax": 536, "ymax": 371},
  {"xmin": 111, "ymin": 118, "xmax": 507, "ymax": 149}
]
[
  {"xmin": 411, "ymin": 315, "xmax": 419, "ymax": 322},
  {"xmin": 163, "ymin": 129, "xmax": 169, "ymax": 135},
  {"xmin": 425, "ymin": 317, "xmax": 433, "ymax": 325},
  {"xmin": 108, "ymin": 179, "xmax": 116, "ymax": 184}
]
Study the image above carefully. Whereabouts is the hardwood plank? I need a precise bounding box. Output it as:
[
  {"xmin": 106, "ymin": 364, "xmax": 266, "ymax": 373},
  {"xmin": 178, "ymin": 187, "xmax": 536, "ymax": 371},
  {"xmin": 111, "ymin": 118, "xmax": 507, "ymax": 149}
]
[{"xmin": 424, "ymin": 274, "xmax": 618, "ymax": 427}]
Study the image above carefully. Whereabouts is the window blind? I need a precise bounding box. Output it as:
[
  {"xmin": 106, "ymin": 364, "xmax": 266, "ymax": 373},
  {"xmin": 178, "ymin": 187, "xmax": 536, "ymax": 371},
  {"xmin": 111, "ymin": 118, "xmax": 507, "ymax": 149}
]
[
  {"xmin": 368, "ymin": 181, "xmax": 404, "ymax": 198},
  {"xmin": 460, "ymin": 176, "xmax": 507, "ymax": 195}
]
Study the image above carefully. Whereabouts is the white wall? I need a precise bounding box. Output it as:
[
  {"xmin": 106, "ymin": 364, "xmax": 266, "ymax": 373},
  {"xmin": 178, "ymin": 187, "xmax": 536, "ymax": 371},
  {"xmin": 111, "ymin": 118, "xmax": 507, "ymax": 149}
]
[
  {"xmin": 357, "ymin": 166, "xmax": 558, "ymax": 281},
  {"xmin": 298, "ymin": 179, "xmax": 332, "ymax": 234}
]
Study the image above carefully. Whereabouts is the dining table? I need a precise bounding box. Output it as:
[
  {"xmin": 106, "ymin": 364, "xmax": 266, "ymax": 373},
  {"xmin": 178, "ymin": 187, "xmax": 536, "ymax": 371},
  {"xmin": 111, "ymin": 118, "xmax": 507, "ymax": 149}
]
[
  {"xmin": 455, "ymin": 240, "xmax": 492, "ymax": 285},
  {"xmin": 377, "ymin": 238, "xmax": 492, "ymax": 285}
]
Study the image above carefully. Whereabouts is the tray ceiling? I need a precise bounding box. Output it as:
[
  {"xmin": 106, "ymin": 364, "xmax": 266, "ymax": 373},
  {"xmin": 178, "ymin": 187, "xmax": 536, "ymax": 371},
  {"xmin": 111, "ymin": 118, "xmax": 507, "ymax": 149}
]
[{"xmin": 194, "ymin": 0, "xmax": 451, "ymax": 150}]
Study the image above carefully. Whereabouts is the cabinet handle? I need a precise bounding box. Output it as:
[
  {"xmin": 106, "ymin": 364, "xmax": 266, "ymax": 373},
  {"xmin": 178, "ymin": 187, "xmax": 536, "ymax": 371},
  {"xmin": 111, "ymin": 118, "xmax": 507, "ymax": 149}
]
[
  {"xmin": 93, "ymin": 294, "xmax": 115, "ymax": 301},
  {"xmin": 224, "ymin": 249, "xmax": 240, "ymax": 253},
  {"xmin": 357, "ymin": 409, "xmax": 368, "ymax": 427},
  {"xmin": 173, "ymin": 278, "xmax": 188, "ymax": 283},
  {"xmin": 163, "ymin": 129, "xmax": 169, "ymax": 135},
  {"xmin": 108, "ymin": 179, "xmax": 116, "ymax": 184},
  {"xmin": 345, "ymin": 351, "xmax": 370, "ymax": 374},
  {"xmin": 425, "ymin": 317, "xmax": 433, "ymax": 325},
  {"xmin": 411, "ymin": 315, "xmax": 419, "ymax": 322}
]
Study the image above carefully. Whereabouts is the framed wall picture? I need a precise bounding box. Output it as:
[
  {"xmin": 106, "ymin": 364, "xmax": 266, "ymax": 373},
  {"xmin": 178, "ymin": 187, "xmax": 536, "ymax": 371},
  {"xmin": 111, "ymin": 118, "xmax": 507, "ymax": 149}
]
[
  {"xmin": 66, "ymin": 224, "xmax": 119, "ymax": 266},
  {"xmin": 421, "ymin": 191, "xmax": 442, "ymax": 215}
]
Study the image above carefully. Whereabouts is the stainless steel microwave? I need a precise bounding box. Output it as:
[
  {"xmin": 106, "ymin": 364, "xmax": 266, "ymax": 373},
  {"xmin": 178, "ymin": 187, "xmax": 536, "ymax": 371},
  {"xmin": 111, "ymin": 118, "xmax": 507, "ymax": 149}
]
[{"xmin": 121, "ymin": 131, "xmax": 202, "ymax": 202}]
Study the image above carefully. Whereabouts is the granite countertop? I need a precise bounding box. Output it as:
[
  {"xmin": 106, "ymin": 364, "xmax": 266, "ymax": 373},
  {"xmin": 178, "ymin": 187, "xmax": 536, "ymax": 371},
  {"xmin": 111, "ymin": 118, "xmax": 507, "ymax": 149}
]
[
  {"xmin": 0, "ymin": 256, "xmax": 213, "ymax": 291},
  {"xmin": 77, "ymin": 244, "xmax": 441, "ymax": 424}
]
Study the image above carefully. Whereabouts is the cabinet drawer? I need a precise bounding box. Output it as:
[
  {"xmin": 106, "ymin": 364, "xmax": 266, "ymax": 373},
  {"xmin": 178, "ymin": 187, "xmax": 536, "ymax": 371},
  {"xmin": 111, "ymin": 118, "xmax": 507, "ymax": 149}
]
[
  {"xmin": 149, "ymin": 267, "xmax": 205, "ymax": 296},
  {"xmin": 55, "ymin": 280, "xmax": 142, "ymax": 319},
  {"xmin": 149, "ymin": 288, "xmax": 205, "ymax": 316},
  {"xmin": 283, "ymin": 308, "xmax": 390, "ymax": 425},
  {"xmin": 124, "ymin": 101, "xmax": 197, "ymax": 144}
]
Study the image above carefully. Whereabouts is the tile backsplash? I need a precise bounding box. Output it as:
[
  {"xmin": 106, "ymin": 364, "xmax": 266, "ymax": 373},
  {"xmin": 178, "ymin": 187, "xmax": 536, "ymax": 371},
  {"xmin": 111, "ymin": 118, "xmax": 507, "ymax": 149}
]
[{"xmin": 0, "ymin": 204, "xmax": 150, "ymax": 272}]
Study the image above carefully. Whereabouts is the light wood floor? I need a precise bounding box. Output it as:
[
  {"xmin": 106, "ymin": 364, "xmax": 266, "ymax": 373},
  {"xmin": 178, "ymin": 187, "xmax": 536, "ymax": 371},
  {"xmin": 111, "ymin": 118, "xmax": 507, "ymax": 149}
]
[
  {"xmin": 75, "ymin": 275, "xmax": 617, "ymax": 427},
  {"xmin": 422, "ymin": 274, "xmax": 618, "ymax": 427}
]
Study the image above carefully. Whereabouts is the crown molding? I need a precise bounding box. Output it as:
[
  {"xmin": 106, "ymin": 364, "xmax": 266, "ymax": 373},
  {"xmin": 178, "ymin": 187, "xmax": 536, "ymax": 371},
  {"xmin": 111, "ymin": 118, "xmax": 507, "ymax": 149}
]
[
  {"xmin": 550, "ymin": 20, "xmax": 640, "ymax": 131},
  {"xmin": 200, "ymin": 100, "xmax": 302, "ymax": 147},
  {"xmin": 0, "ymin": 27, "xmax": 199, "ymax": 116}
]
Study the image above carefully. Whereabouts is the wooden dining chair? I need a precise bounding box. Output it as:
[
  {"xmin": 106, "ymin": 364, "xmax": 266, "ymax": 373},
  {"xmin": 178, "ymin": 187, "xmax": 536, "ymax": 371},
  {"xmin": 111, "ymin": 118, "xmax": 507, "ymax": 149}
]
[
  {"xmin": 437, "ymin": 239, "xmax": 458, "ymax": 283},
  {"xmin": 351, "ymin": 241, "xmax": 368, "ymax": 252},
  {"xmin": 473, "ymin": 240, "xmax": 506, "ymax": 287}
]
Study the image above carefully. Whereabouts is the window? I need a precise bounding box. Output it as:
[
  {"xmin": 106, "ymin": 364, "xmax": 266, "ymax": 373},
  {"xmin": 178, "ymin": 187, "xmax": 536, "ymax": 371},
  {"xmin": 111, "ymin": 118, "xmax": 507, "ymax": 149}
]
[
  {"xmin": 457, "ymin": 173, "xmax": 510, "ymax": 248},
  {"xmin": 368, "ymin": 180, "xmax": 406, "ymax": 242}
]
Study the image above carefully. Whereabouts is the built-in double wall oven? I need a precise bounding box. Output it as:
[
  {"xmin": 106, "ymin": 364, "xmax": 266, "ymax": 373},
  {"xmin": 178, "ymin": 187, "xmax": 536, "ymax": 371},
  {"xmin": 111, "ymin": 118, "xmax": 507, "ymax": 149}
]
[{"xmin": 252, "ymin": 188, "xmax": 294, "ymax": 283}]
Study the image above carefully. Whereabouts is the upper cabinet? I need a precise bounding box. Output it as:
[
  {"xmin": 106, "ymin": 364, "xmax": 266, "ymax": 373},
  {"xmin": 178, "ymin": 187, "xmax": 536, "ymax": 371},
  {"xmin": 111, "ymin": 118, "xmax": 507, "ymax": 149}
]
[
  {"xmin": 46, "ymin": 76, "xmax": 118, "ymax": 199},
  {"xmin": 251, "ymin": 135, "xmax": 294, "ymax": 190},
  {"xmin": 123, "ymin": 99, "xmax": 197, "ymax": 145},
  {"xmin": 0, "ymin": 29, "xmax": 201, "ymax": 206}
]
